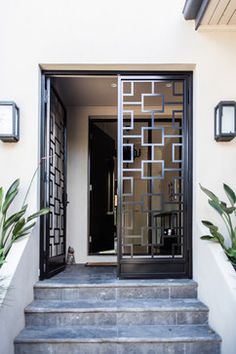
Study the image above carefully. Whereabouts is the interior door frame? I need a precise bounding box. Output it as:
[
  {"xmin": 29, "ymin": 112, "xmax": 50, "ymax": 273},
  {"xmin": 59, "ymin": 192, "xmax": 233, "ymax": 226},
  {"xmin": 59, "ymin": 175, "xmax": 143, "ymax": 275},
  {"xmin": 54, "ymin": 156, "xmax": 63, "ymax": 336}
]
[
  {"xmin": 88, "ymin": 117, "xmax": 118, "ymax": 256},
  {"xmin": 40, "ymin": 70, "xmax": 192, "ymax": 280}
]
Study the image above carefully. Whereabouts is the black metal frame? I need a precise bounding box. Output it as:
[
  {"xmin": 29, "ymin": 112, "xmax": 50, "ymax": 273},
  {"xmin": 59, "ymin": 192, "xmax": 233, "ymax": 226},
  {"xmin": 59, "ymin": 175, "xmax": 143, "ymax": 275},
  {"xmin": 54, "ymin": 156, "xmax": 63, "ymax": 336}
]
[
  {"xmin": 117, "ymin": 75, "xmax": 193, "ymax": 279},
  {"xmin": 40, "ymin": 70, "xmax": 193, "ymax": 280},
  {"xmin": 40, "ymin": 76, "xmax": 67, "ymax": 279}
]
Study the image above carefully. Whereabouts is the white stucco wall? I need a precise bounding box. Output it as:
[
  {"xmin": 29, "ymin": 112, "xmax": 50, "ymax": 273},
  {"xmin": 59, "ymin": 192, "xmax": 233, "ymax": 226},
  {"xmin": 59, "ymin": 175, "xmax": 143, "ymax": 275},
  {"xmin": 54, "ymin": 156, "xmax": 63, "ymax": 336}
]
[
  {"xmin": 1, "ymin": 0, "xmax": 236, "ymax": 353},
  {"xmin": 0, "ymin": 229, "xmax": 38, "ymax": 354}
]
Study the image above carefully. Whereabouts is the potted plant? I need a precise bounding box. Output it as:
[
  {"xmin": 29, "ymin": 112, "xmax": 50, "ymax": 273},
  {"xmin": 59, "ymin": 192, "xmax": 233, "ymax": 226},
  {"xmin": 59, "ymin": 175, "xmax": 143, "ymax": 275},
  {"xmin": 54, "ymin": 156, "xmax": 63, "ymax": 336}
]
[
  {"xmin": 0, "ymin": 176, "xmax": 49, "ymax": 267},
  {"xmin": 200, "ymin": 183, "xmax": 236, "ymax": 270}
]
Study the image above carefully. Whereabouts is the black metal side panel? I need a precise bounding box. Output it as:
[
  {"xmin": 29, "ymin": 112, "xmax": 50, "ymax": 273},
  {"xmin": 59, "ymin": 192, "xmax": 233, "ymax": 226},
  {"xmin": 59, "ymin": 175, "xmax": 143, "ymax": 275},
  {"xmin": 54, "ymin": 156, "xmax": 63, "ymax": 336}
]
[
  {"xmin": 40, "ymin": 77, "xmax": 67, "ymax": 279},
  {"xmin": 117, "ymin": 74, "xmax": 192, "ymax": 279}
]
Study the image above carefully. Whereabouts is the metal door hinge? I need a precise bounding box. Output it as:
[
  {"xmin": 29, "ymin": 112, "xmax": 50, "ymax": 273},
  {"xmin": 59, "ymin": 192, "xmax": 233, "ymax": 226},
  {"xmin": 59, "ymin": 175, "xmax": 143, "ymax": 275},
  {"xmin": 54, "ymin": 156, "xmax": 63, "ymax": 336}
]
[
  {"xmin": 89, "ymin": 235, "xmax": 92, "ymax": 243},
  {"xmin": 89, "ymin": 184, "xmax": 93, "ymax": 191}
]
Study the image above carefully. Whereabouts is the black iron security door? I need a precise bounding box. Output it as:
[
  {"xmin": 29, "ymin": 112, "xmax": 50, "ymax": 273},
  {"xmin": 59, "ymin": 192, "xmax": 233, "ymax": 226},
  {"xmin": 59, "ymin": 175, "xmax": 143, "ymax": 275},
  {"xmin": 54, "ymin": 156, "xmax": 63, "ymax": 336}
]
[
  {"xmin": 40, "ymin": 78, "xmax": 67, "ymax": 279},
  {"xmin": 118, "ymin": 75, "xmax": 192, "ymax": 278}
]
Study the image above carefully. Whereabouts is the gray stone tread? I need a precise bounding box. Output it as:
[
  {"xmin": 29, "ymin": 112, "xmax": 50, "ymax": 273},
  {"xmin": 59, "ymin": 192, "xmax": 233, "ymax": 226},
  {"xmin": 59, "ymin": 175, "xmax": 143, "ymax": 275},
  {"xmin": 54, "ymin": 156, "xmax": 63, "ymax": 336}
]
[
  {"xmin": 15, "ymin": 325, "xmax": 221, "ymax": 343},
  {"xmin": 25, "ymin": 299, "xmax": 208, "ymax": 313},
  {"xmin": 34, "ymin": 279, "xmax": 197, "ymax": 288}
]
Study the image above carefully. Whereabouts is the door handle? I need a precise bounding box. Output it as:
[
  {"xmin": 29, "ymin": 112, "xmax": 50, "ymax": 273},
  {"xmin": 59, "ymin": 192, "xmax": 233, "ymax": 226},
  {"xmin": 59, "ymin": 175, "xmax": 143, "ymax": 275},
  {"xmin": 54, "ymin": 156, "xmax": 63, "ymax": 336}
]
[{"xmin": 63, "ymin": 192, "xmax": 69, "ymax": 207}]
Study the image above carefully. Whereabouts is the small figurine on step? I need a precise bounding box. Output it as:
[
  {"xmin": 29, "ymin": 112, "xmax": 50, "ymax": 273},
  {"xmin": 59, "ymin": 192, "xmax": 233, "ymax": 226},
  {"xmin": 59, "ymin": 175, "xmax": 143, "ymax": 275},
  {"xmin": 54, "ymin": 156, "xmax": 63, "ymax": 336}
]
[{"xmin": 66, "ymin": 246, "xmax": 75, "ymax": 264}]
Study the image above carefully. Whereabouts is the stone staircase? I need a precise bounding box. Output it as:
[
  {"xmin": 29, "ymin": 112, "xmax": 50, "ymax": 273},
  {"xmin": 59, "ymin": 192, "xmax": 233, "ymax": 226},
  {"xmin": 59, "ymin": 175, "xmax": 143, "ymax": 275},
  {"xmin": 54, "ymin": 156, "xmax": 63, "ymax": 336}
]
[{"xmin": 14, "ymin": 266, "xmax": 221, "ymax": 354}]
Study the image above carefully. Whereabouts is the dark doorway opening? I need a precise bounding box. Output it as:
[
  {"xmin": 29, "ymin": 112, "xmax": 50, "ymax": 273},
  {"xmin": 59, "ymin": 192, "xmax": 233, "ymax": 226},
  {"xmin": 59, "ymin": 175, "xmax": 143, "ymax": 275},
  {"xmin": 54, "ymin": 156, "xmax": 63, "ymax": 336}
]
[{"xmin": 89, "ymin": 119, "xmax": 118, "ymax": 255}]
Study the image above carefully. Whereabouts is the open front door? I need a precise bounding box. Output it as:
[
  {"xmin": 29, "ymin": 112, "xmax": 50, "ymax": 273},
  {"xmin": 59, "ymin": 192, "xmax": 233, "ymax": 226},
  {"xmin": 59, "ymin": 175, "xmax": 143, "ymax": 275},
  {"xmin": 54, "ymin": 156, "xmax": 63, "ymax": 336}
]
[
  {"xmin": 89, "ymin": 123, "xmax": 116, "ymax": 254},
  {"xmin": 40, "ymin": 77, "xmax": 67, "ymax": 279},
  {"xmin": 117, "ymin": 75, "xmax": 192, "ymax": 278}
]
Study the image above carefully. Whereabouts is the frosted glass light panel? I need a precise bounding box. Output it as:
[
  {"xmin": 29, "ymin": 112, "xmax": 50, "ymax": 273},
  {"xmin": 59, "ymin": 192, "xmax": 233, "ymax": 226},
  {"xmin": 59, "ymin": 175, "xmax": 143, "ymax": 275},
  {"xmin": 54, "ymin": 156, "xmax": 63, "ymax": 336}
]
[{"xmin": 222, "ymin": 106, "xmax": 235, "ymax": 133}]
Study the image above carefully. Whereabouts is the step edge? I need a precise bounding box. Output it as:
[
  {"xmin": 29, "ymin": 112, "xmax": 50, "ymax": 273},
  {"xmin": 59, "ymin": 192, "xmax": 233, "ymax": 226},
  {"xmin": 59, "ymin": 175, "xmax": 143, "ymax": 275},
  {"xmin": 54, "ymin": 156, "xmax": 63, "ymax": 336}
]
[
  {"xmin": 25, "ymin": 306, "xmax": 209, "ymax": 313},
  {"xmin": 14, "ymin": 336, "xmax": 222, "ymax": 344},
  {"xmin": 34, "ymin": 282, "xmax": 198, "ymax": 289}
]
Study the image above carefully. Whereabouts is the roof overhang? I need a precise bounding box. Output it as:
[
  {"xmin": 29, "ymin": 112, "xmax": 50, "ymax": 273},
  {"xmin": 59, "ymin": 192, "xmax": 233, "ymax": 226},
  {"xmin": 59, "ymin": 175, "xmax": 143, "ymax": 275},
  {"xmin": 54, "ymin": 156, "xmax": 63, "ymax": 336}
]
[
  {"xmin": 183, "ymin": 0, "xmax": 210, "ymax": 30},
  {"xmin": 183, "ymin": 0, "xmax": 236, "ymax": 31}
]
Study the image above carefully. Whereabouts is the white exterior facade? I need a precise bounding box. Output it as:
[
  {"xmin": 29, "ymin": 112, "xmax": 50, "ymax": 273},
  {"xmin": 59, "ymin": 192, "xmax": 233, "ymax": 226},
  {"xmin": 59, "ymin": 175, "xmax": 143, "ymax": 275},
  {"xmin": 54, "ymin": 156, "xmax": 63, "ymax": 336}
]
[{"xmin": 1, "ymin": 0, "xmax": 236, "ymax": 353}]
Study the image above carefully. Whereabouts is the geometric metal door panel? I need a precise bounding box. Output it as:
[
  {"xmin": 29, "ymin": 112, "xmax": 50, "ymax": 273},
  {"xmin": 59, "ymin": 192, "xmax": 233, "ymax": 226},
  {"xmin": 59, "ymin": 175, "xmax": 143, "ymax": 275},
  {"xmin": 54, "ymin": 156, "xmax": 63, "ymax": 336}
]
[
  {"xmin": 117, "ymin": 75, "xmax": 192, "ymax": 278},
  {"xmin": 40, "ymin": 78, "xmax": 67, "ymax": 279},
  {"xmin": 48, "ymin": 88, "xmax": 66, "ymax": 260}
]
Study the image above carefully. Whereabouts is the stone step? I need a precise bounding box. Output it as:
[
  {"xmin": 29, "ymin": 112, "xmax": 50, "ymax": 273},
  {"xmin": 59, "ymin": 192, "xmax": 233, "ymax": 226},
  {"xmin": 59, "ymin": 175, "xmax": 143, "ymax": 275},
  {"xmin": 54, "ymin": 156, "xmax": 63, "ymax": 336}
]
[
  {"xmin": 14, "ymin": 324, "xmax": 221, "ymax": 354},
  {"xmin": 34, "ymin": 279, "xmax": 198, "ymax": 301},
  {"xmin": 25, "ymin": 299, "xmax": 208, "ymax": 327}
]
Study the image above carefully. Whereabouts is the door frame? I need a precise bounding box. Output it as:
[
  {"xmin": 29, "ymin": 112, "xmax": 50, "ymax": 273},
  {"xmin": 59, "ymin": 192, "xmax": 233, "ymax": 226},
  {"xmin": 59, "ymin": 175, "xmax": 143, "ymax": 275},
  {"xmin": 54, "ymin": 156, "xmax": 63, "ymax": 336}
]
[{"xmin": 40, "ymin": 70, "xmax": 193, "ymax": 280}]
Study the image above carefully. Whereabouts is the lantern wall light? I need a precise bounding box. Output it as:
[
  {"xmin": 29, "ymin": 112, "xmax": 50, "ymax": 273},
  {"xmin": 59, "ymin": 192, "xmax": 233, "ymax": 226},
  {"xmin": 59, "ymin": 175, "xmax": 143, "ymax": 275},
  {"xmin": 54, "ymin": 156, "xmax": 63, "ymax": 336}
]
[
  {"xmin": 215, "ymin": 101, "xmax": 236, "ymax": 142},
  {"xmin": 0, "ymin": 101, "xmax": 19, "ymax": 142}
]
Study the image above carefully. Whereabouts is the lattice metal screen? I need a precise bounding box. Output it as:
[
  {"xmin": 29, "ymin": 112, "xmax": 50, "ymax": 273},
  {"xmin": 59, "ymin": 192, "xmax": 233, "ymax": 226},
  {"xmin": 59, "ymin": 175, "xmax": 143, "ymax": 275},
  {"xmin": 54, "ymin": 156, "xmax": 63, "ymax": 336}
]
[
  {"xmin": 48, "ymin": 90, "xmax": 66, "ymax": 258},
  {"xmin": 119, "ymin": 79, "xmax": 184, "ymax": 259}
]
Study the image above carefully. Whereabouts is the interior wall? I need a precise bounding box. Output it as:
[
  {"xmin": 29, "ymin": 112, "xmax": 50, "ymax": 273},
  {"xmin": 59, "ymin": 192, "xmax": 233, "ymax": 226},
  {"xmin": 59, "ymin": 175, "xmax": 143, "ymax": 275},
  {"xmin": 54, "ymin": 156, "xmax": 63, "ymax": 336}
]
[{"xmin": 67, "ymin": 106, "xmax": 117, "ymax": 263}]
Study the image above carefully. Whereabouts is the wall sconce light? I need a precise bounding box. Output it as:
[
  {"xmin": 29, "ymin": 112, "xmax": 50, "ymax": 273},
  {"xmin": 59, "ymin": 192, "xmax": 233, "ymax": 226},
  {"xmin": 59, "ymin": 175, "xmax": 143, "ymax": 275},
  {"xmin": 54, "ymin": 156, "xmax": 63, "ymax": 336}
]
[
  {"xmin": 0, "ymin": 102, "xmax": 19, "ymax": 142},
  {"xmin": 215, "ymin": 101, "xmax": 236, "ymax": 142}
]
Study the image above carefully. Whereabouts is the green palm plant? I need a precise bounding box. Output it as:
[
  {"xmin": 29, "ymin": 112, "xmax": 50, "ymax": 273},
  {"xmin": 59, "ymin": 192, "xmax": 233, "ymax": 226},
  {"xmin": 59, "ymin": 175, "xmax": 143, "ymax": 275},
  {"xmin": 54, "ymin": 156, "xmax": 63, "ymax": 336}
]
[
  {"xmin": 200, "ymin": 183, "xmax": 236, "ymax": 269},
  {"xmin": 0, "ymin": 173, "xmax": 49, "ymax": 267}
]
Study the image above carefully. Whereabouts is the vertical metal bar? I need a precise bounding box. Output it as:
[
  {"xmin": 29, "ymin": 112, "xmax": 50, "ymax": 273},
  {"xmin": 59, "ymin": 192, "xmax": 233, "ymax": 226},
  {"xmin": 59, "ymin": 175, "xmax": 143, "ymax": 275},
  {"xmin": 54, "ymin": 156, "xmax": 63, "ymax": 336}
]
[
  {"xmin": 63, "ymin": 102, "xmax": 67, "ymax": 264},
  {"xmin": 39, "ymin": 73, "xmax": 46, "ymax": 280},
  {"xmin": 45, "ymin": 77, "xmax": 51, "ymax": 276},
  {"xmin": 186, "ymin": 75, "xmax": 193, "ymax": 278},
  {"xmin": 88, "ymin": 119, "xmax": 92, "ymax": 255},
  {"xmin": 185, "ymin": 77, "xmax": 189, "ymax": 266},
  {"xmin": 117, "ymin": 75, "xmax": 123, "ymax": 276},
  {"xmin": 148, "ymin": 119, "xmax": 152, "ymax": 256}
]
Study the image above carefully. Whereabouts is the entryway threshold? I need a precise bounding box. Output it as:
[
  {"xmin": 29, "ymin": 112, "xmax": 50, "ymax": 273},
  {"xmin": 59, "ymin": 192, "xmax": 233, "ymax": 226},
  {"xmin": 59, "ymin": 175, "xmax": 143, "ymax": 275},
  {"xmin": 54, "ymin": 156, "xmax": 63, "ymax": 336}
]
[
  {"xmin": 85, "ymin": 262, "xmax": 117, "ymax": 267},
  {"xmin": 36, "ymin": 265, "xmax": 197, "ymax": 291}
]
